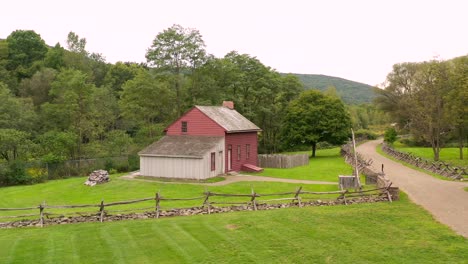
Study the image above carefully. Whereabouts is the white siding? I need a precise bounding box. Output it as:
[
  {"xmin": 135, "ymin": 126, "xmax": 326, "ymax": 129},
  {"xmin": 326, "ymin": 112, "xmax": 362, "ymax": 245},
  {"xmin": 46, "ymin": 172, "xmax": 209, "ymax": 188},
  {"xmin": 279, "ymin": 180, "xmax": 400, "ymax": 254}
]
[{"xmin": 140, "ymin": 138, "xmax": 225, "ymax": 179}]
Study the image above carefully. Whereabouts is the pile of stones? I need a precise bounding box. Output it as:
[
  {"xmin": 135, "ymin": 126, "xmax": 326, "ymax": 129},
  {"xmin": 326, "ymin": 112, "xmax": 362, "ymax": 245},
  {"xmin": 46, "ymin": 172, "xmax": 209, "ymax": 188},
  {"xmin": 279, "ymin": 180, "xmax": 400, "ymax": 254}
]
[{"xmin": 84, "ymin": 170, "xmax": 110, "ymax": 186}]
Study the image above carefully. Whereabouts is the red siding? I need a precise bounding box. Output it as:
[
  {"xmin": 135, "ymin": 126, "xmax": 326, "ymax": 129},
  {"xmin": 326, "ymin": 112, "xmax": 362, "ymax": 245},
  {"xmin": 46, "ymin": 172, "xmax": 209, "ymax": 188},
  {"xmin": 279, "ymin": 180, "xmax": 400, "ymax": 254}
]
[
  {"xmin": 166, "ymin": 108, "xmax": 225, "ymax": 136},
  {"xmin": 225, "ymin": 132, "xmax": 258, "ymax": 172}
]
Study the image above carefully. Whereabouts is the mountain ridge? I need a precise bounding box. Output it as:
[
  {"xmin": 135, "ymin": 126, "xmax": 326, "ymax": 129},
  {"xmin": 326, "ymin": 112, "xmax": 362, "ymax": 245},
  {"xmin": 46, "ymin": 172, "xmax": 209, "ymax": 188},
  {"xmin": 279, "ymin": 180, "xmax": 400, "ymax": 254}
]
[{"xmin": 284, "ymin": 73, "xmax": 378, "ymax": 104}]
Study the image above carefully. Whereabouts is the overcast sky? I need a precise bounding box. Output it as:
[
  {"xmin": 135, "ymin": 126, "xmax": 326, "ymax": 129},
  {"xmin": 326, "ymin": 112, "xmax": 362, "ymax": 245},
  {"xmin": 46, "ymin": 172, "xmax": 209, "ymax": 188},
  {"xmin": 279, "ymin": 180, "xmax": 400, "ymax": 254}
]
[{"xmin": 1, "ymin": 0, "xmax": 467, "ymax": 86}]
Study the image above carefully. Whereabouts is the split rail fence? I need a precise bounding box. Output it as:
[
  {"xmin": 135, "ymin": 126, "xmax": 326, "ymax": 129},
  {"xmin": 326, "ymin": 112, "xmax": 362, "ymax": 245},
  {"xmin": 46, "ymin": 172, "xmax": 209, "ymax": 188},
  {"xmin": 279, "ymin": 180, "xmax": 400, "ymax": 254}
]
[
  {"xmin": 0, "ymin": 185, "xmax": 394, "ymax": 227},
  {"xmin": 382, "ymin": 144, "xmax": 467, "ymax": 180}
]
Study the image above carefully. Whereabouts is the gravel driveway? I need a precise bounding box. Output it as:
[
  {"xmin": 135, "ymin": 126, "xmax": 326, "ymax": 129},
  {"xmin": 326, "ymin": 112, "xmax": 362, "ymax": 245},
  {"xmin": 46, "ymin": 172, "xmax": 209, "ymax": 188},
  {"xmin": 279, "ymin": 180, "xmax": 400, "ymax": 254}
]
[{"xmin": 357, "ymin": 139, "xmax": 468, "ymax": 238}]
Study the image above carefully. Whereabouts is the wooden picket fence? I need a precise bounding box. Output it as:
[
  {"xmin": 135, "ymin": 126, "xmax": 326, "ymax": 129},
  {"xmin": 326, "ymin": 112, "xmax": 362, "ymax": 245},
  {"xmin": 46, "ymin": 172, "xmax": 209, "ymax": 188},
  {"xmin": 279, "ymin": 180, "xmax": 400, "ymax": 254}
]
[
  {"xmin": 0, "ymin": 186, "xmax": 394, "ymax": 227},
  {"xmin": 258, "ymin": 154, "xmax": 309, "ymax": 168},
  {"xmin": 382, "ymin": 144, "xmax": 467, "ymax": 180}
]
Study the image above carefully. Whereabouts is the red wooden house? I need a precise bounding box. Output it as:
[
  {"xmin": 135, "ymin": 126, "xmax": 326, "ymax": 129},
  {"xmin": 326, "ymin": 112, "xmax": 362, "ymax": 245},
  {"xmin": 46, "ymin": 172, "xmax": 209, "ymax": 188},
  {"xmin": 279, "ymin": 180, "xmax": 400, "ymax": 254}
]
[{"xmin": 139, "ymin": 101, "xmax": 263, "ymax": 179}]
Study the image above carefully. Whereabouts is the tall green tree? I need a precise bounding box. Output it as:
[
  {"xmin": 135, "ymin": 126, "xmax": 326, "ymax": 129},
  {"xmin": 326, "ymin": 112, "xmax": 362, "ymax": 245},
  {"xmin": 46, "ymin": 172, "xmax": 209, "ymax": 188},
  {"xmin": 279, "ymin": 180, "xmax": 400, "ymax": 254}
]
[
  {"xmin": 41, "ymin": 69, "xmax": 97, "ymax": 158},
  {"xmin": 446, "ymin": 56, "xmax": 468, "ymax": 159},
  {"xmin": 0, "ymin": 129, "xmax": 32, "ymax": 162},
  {"xmin": 146, "ymin": 24, "xmax": 207, "ymax": 115},
  {"xmin": 376, "ymin": 60, "xmax": 454, "ymax": 161},
  {"xmin": 0, "ymin": 82, "xmax": 37, "ymax": 132},
  {"xmin": 18, "ymin": 68, "xmax": 57, "ymax": 107},
  {"xmin": 6, "ymin": 30, "xmax": 48, "ymax": 85},
  {"xmin": 282, "ymin": 90, "xmax": 351, "ymax": 157},
  {"xmin": 119, "ymin": 71, "xmax": 174, "ymax": 138}
]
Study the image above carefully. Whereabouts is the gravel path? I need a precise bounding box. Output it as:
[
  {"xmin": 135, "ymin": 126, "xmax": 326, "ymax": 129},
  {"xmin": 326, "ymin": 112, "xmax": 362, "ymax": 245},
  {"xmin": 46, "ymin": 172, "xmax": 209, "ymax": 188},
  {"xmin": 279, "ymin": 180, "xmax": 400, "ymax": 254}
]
[
  {"xmin": 122, "ymin": 173, "xmax": 336, "ymax": 186},
  {"xmin": 357, "ymin": 139, "xmax": 468, "ymax": 238}
]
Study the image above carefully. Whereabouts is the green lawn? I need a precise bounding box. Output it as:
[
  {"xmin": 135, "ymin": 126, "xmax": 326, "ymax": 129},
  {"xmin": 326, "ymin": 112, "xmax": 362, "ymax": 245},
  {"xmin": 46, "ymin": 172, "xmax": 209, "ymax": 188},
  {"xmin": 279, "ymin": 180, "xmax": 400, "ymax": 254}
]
[
  {"xmin": 0, "ymin": 173, "xmax": 340, "ymax": 218},
  {"xmin": 248, "ymin": 148, "xmax": 353, "ymax": 182},
  {"xmin": 0, "ymin": 193, "xmax": 466, "ymax": 263},
  {"xmin": 393, "ymin": 141, "xmax": 468, "ymax": 167}
]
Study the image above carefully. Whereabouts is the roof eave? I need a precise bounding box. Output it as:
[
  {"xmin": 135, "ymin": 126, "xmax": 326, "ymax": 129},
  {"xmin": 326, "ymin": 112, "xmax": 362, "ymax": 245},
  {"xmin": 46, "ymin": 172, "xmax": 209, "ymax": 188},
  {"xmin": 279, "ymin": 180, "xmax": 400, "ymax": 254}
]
[
  {"xmin": 139, "ymin": 154, "xmax": 203, "ymax": 159},
  {"xmin": 226, "ymin": 129, "xmax": 262, "ymax": 133}
]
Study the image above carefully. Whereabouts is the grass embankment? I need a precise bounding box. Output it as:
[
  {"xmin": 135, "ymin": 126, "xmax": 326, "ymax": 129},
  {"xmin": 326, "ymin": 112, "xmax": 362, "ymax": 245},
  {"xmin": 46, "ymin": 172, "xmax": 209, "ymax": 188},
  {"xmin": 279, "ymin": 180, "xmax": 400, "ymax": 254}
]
[
  {"xmin": 393, "ymin": 141, "xmax": 468, "ymax": 167},
  {"xmin": 0, "ymin": 192, "xmax": 466, "ymax": 263},
  {"xmin": 248, "ymin": 148, "xmax": 353, "ymax": 182}
]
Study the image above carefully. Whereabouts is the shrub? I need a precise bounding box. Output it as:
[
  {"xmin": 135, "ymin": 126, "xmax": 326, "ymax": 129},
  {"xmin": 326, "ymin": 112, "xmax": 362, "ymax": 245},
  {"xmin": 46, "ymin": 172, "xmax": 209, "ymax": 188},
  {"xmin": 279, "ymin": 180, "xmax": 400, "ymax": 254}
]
[
  {"xmin": 384, "ymin": 128, "xmax": 398, "ymax": 144},
  {"xmin": 128, "ymin": 154, "xmax": 140, "ymax": 171},
  {"xmin": 26, "ymin": 167, "xmax": 48, "ymax": 184},
  {"xmin": 5, "ymin": 161, "xmax": 31, "ymax": 185}
]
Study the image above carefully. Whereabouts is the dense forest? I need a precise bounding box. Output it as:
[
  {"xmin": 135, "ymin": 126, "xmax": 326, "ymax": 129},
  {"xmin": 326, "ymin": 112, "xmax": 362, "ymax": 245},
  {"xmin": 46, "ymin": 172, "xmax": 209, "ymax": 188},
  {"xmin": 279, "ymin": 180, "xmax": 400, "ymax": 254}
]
[
  {"xmin": 0, "ymin": 25, "xmax": 389, "ymax": 185},
  {"xmin": 290, "ymin": 74, "xmax": 378, "ymax": 104}
]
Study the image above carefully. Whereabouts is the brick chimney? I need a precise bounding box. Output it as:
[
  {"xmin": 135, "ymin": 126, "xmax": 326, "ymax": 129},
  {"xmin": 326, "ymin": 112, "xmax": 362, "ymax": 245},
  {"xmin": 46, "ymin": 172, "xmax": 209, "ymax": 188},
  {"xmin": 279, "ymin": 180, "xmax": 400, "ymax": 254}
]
[{"xmin": 222, "ymin": 101, "xmax": 234, "ymax": 109}]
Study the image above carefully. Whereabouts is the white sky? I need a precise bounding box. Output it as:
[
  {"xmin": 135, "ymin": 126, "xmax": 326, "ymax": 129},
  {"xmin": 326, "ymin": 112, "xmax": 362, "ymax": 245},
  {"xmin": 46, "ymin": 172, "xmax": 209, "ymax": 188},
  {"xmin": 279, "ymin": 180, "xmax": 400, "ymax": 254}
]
[{"xmin": 1, "ymin": 0, "xmax": 467, "ymax": 86}]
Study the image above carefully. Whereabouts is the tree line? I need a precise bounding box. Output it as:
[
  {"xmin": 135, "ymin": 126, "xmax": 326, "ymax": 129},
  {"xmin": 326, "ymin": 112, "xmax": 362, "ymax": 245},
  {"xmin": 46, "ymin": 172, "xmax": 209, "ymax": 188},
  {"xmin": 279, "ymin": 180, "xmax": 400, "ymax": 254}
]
[
  {"xmin": 375, "ymin": 57, "xmax": 467, "ymax": 161},
  {"xmin": 1, "ymin": 24, "xmax": 390, "ymax": 185}
]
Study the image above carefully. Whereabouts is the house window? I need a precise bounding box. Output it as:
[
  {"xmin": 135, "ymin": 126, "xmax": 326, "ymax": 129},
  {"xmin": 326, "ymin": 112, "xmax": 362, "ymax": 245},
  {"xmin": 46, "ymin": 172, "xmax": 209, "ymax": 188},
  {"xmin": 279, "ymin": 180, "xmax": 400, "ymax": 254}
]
[
  {"xmin": 237, "ymin": 145, "xmax": 241, "ymax": 161},
  {"xmin": 211, "ymin": 152, "xmax": 216, "ymax": 171},
  {"xmin": 181, "ymin": 121, "xmax": 187, "ymax": 133},
  {"xmin": 246, "ymin": 144, "xmax": 250, "ymax": 159}
]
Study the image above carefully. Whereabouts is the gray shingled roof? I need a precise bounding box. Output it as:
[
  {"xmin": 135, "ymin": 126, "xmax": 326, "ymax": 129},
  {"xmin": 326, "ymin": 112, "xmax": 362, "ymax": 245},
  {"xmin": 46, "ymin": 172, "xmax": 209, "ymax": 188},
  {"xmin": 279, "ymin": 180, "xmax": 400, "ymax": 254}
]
[
  {"xmin": 195, "ymin": 106, "xmax": 261, "ymax": 132},
  {"xmin": 138, "ymin": 135, "xmax": 223, "ymax": 158}
]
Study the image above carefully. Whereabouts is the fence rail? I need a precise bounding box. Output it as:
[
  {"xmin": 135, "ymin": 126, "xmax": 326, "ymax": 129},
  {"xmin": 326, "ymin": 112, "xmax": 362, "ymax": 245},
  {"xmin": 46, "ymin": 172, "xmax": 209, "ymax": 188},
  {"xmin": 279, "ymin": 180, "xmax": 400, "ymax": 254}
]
[
  {"xmin": 258, "ymin": 154, "xmax": 309, "ymax": 168},
  {"xmin": 0, "ymin": 186, "xmax": 394, "ymax": 227},
  {"xmin": 382, "ymin": 144, "xmax": 467, "ymax": 180}
]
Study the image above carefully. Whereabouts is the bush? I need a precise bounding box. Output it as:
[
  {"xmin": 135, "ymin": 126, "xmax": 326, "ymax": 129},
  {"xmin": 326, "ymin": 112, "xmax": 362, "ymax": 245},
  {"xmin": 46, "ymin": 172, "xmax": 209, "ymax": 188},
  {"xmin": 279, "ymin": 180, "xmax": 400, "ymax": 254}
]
[
  {"xmin": 128, "ymin": 154, "xmax": 140, "ymax": 171},
  {"xmin": 104, "ymin": 158, "xmax": 115, "ymax": 172},
  {"xmin": 26, "ymin": 167, "xmax": 48, "ymax": 184},
  {"xmin": 4, "ymin": 161, "xmax": 32, "ymax": 186},
  {"xmin": 384, "ymin": 128, "xmax": 398, "ymax": 144}
]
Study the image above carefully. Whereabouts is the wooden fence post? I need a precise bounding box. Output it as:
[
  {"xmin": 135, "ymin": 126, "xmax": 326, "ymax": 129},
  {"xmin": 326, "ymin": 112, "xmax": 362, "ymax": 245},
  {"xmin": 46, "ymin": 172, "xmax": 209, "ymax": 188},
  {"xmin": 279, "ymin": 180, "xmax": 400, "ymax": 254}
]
[
  {"xmin": 293, "ymin": 187, "xmax": 303, "ymax": 207},
  {"xmin": 385, "ymin": 183, "xmax": 393, "ymax": 203},
  {"xmin": 250, "ymin": 187, "xmax": 257, "ymax": 211},
  {"xmin": 203, "ymin": 191, "xmax": 211, "ymax": 214},
  {"xmin": 155, "ymin": 191, "xmax": 161, "ymax": 219},
  {"xmin": 99, "ymin": 199, "xmax": 105, "ymax": 222},
  {"xmin": 338, "ymin": 190, "xmax": 348, "ymax": 205},
  {"xmin": 39, "ymin": 201, "xmax": 45, "ymax": 227}
]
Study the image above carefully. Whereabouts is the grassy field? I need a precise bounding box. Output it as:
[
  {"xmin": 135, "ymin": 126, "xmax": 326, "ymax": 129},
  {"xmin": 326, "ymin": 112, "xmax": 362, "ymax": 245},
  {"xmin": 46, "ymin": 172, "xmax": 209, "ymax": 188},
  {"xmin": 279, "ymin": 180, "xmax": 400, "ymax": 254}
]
[
  {"xmin": 1, "ymin": 148, "xmax": 467, "ymax": 263},
  {"xmin": 0, "ymin": 173, "xmax": 340, "ymax": 218},
  {"xmin": 393, "ymin": 141, "xmax": 468, "ymax": 167},
  {"xmin": 247, "ymin": 148, "xmax": 353, "ymax": 182},
  {"xmin": 0, "ymin": 193, "xmax": 467, "ymax": 263}
]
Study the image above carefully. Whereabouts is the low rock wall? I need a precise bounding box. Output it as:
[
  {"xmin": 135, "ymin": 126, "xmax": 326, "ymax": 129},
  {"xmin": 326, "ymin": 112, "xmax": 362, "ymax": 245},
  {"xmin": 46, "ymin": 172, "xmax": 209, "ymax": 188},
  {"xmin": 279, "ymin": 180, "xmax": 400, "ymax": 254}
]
[{"xmin": 0, "ymin": 196, "xmax": 390, "ymax": 228}]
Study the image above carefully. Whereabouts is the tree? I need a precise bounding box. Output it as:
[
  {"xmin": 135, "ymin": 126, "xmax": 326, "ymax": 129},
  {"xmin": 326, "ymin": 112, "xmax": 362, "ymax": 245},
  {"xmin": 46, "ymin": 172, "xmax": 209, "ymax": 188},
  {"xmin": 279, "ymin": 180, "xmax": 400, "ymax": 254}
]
[
  {"xmin": 44, "ymin": 43, "xmax": 65, "ymax": 70},
  {"xmin": 0, "ymin": 82, "xmax": 37, "ymax": 132},
  {"xmin": 446, "ymin": 56, "xmax": 468, "ymax": 160},
  {"xmin": 384, "ymin": 127, "xmax": 398, "ymax": 144},
  {"xmin": 119, "ymin": 71, "xmax": 174, "ymax": 138},
  {"xmin": 146, "ymin": 24, "xmax": 207, "ymax": 115},
  {"xmin": 376, "ymin": 60, "xmax": 453, "ymax": 161},
  {"xmin": 37, "ymin": 130, "xmax": 78, "ymax": 162},
  {"xmin": 103, "ymin": 62, "xmax": 144, "ymax": 93},
  {"xmin": 18, "ymin": 67, "xmax": 57, "ymax": 107},
  {"xmin": 66, "ymin": 32, "xmax": 87, "ymax": 54},
  {"xmin": 0, "ymin": 129, "xmax": 32, "ymax": 162},
  {"xmin": 105, "ymin": 130, "xmax": 133, "ymax": 156},
  {"xmin": 282, "ymin": 90, "xmax": 351, "ymax": 157},
  {"xmin": 6, "ymin": 30, "xmax": 48, "ymax": 75},
  {"xmin": 42, "ymin": 69, "xmax": 97, "ymax": 158}
]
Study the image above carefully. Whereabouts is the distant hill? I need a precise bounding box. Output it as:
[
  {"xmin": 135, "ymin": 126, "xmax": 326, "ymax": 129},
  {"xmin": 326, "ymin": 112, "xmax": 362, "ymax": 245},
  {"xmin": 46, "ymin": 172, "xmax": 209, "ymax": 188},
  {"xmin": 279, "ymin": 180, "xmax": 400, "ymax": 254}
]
[{"xmin": 285, "ymin": 73, "xmax": 378, "ymax": 104}]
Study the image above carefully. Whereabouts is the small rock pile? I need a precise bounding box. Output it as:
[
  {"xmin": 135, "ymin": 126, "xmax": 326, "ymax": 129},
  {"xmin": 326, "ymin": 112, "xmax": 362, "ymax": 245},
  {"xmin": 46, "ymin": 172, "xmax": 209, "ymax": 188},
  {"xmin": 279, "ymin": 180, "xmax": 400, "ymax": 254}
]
[{"xmin": 84, "ymin": 170, "xmax": 110, "ymax": 186}]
